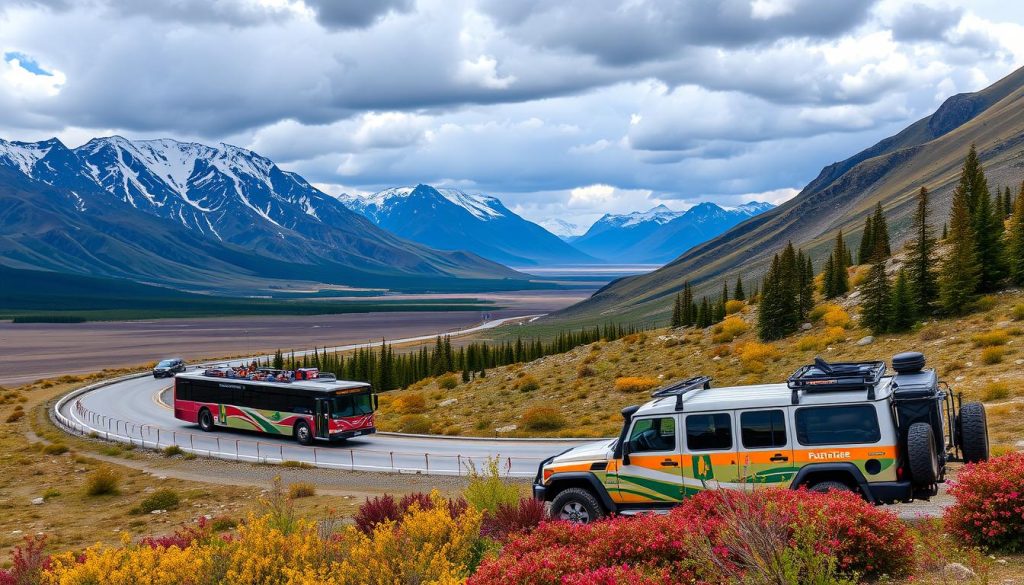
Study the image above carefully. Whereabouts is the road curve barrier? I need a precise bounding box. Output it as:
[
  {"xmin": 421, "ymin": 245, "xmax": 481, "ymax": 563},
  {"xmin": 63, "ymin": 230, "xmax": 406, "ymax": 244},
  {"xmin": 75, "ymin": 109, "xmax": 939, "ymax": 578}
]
[{"xmin": 53, "ymin": 375, "xmax": 572, "ymax": 477}]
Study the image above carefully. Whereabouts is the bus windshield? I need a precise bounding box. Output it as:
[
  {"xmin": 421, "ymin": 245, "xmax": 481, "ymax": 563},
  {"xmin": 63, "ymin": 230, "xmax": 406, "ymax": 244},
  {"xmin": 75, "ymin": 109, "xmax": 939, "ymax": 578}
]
[{"xmin": 330, "ymin": 393, "xmax": 373, "ymax": 418}]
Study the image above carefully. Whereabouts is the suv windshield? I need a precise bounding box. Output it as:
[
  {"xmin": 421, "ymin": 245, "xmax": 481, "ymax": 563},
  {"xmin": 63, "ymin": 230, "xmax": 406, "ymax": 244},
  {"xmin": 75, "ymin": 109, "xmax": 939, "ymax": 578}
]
[
  {"xmin": 330, "ymin": 393, "xmax": 373, "ymax": 418},
  {"xmin": 157, "ymin": 360, "xmax": 176, "ymax": 368}
]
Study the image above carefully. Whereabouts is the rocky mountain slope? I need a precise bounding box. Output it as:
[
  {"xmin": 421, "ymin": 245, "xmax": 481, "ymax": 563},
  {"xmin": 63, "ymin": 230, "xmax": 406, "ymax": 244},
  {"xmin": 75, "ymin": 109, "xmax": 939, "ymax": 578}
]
[{"xmin": 554, "ymin": 65, "xmax": 1024, "ymax": 323}]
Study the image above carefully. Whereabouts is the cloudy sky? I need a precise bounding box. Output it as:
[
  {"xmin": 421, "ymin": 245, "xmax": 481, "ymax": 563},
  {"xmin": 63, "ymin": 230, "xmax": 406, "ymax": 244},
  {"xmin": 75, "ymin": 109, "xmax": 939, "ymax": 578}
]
[{"xmin": 2, "ymin": 0, "xmax": 1023, "ymax": 232}]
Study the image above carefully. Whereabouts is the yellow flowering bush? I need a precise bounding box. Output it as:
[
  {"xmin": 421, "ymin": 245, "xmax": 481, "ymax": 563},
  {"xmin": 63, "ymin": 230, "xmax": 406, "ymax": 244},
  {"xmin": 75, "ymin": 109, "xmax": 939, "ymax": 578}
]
[{"xmin": 33, "ymin": 491, "xmax": 480, "ymax": 585}]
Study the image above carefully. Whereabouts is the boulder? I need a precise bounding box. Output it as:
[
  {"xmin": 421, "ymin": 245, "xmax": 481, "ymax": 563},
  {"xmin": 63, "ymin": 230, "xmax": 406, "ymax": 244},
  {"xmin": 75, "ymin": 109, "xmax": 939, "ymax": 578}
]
[
  {"xmin": 856, "ymin": 336, "xmax": 874, "ymax": 346},
  {"xmin": 801, "ymin": 323, "xmax": 812, "ymax": 330},
  {"xmin": 31, "ymin": 497, "xmax": 44, "ymax": 506},
  {"xmin": 942, "ymin": 563, "xmax": 976, "ymax": 580}
]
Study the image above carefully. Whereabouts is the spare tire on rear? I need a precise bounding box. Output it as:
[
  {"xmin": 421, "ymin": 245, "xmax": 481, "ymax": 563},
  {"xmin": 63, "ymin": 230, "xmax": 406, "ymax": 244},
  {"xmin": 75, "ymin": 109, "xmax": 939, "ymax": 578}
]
[
  {"xmin": 958, "ymin": 401, "xmax": 989, "ymax": 463},
  {"xmin": 907, "ymin": 422, "xmax": 938, "ymax": 486}
]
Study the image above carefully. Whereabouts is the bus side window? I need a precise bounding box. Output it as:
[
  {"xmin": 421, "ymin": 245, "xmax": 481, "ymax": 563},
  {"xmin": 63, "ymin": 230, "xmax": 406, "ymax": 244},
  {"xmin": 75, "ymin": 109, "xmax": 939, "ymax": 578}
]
[{"xmin": 175, "ymin": 380, "xmax": 191, "ymax": 401}]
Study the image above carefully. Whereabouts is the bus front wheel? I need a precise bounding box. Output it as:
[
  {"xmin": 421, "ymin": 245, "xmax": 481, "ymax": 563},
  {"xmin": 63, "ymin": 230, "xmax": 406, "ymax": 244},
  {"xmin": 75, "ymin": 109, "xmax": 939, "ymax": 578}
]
[
  {"xmin": 294, "ymin": 421, "xmax": 313, "ymax": 446},
  {"xmin": 198, "ymin": 409, "xmax": 214, "ymax": 432}
]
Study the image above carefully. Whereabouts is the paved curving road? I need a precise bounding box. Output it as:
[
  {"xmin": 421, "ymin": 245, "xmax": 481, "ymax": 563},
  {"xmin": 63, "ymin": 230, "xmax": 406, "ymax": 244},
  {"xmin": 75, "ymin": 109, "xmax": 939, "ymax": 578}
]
[{"xmin": 55, "ymin": 315, "xmax": 592, "ymax": 477}]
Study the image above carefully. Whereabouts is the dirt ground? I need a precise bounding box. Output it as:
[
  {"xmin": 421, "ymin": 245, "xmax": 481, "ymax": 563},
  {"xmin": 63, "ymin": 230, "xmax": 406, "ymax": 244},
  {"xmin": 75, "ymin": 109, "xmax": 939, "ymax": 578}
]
[{"xmin": 0, "ymin": 290, "xmax": 588, "ymax": 386}]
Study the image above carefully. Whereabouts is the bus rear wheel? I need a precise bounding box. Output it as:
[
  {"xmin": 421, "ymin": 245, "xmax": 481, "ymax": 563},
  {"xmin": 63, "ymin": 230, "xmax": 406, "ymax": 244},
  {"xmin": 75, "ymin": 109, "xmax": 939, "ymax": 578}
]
[
  {"xmin": 198, "ymin": 408, "xmax": 214, "ymax": 432},
  {"xmin": 294, "ymin": 421, "xmax": 313, "ymax": 446}
]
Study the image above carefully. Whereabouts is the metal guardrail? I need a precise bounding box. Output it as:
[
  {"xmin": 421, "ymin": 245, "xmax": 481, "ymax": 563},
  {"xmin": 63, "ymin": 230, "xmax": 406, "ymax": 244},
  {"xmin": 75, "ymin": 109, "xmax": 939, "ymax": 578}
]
[{"xmin": 54, "ymin": 381, "xmax": 543, "ymax": 477}]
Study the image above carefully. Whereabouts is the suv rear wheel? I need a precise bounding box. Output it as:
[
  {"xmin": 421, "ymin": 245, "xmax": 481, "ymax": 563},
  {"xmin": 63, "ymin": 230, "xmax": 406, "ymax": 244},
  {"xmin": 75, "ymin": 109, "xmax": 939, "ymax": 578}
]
[
  {"xmin": 907, "ymin": 421, "xmax": 939, "ymax": 485},
  {"xmin": 550, "ymin": 487, "xmax": 604, "ymax": 524},
  {"xmin": 958, "ymin": 402, "xmax": 989, "ymax": 463}
]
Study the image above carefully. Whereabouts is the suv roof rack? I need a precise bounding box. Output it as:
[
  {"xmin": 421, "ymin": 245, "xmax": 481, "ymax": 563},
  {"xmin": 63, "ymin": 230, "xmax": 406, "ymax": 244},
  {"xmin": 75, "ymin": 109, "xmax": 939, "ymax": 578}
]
[
  {"xmin": 650, "ymin": 375, "xmax": 712, "ymax": 411},
  {"xmin": 787, "ymin": 357, "xmax": 886, "ymax": 404}
]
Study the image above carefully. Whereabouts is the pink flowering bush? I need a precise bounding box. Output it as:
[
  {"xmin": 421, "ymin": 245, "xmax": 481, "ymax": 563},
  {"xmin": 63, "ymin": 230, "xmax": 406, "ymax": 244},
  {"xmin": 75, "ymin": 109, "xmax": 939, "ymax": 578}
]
[
  {"xmin": 470, "ymin": 488, "xmax": 913, "ymax": 585},
  {"xmin": 945, "ymin": 452, "xmax": 1024, "ymax": 552}
]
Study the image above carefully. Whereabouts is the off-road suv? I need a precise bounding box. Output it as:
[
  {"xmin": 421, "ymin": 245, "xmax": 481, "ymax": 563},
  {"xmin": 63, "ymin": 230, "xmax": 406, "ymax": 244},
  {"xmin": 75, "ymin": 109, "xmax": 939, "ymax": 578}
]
[{"xmin": 534, "ymin": 353, "xmax": 989, "ymax": 523}]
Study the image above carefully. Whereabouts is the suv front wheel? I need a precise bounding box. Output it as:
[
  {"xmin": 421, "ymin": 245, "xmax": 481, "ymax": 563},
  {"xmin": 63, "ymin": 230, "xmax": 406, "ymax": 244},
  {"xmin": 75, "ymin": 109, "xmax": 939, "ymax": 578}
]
[{"xmin": 550, "ymin": 487, "xmax": 605, "ymax": 524}]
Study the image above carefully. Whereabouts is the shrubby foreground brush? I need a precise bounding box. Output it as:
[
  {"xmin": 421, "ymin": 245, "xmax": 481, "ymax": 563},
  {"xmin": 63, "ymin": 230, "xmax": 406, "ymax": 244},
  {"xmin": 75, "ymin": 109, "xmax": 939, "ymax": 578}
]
[{"xmin": 5, "ymin": 455, "xmax": 1024, "ymax": 583}]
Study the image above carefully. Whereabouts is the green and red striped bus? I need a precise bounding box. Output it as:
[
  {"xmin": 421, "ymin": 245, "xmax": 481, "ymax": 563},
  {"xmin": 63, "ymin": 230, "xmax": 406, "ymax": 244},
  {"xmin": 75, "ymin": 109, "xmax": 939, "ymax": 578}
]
[{"xmin": 173, "ymin": 367, "xmax": 377, "ymax": 444}]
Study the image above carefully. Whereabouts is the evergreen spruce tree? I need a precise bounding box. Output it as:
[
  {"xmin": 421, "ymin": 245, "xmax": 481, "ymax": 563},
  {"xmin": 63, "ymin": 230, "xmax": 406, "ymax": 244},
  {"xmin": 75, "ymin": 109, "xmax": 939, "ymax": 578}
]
[
  {"xmin": 973, "ymin": 184, "xmax": 1006, "ymax": 291},
  {"xmin": 671, "ymin": 293, "xmax": 683, "ymax": 328},
  {"xmin": 714, "ymin": 301, "xmax": 726, "ymax": 323},
  {"xmin": 906, "ymin": 186, "xmax": 938, "ymax": 312},
  {"xmin": 959, "ymin": 144, "xmax": 987, "ymax": 215},
  {"xmin": 721, "ymin": 281, "xmax": 729, "ymax": 307},
  {"xmin": 750, "ymin": 282, "xmax": 759, "ymax": 304},
  {"xmin": 861, "ymin": 256, "xmax": 892, "ymax": 334},
  {"xmin": 779, "ymin": 242, "xmax": 800, "ymax": 331},
  {"xmin": 757, "ymin": 255, "xmax": 786, "ymax": 341},
  {"xmin": 272, "ymin": 349, "xmax": 284, "ymax": 370},
  {"xmin": 822, "ymin": 253, "xmax": 836, "ymax": 298},
  {"xmin": 872, "ymin": 202, "xmax": 891, "ymax": 259},
  {"xmin": 734, "ymin": 276, "xmax": 745, "ymax": 301},
  {"xmin": 890, "ymin": 269, "xmax": 916, "ymax": 332},
  {"xmin": 798, "ymin": 250, "xmax": 814, "ymax": 319},
  {"xmin": 696, "ymin": 297, "xmax": 710, "ymax": 328},
  {"xmin": 858, "ymin": 215, "xmax": 874, "ymax": 264},
  {"xmin": 1007, "ymin": 182, "xmax": 1024, "ymax": 286},
  {"xmin": 939, "ymin": 174, "xmax": 981, "ymax": 314},
  {"xmin": 1005, "ymin": 185, "xmax": 1014, "ymax": 218}
]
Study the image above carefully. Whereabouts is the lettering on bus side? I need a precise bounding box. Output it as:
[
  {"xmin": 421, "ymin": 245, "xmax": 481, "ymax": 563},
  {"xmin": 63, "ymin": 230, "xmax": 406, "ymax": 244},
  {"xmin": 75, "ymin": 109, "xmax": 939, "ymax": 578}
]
[
  {"xmin": 807, "ymin": 451, "xmax": 851, "ymax": 460},
  {"xmin": 218, "ymin": 383, "xmax": 242, "ymax": 390}
]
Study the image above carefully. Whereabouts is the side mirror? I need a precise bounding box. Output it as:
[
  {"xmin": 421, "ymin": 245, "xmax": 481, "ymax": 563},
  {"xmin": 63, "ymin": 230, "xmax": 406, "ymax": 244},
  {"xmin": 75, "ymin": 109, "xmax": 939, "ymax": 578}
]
[
  {"xmin": 621, "ymin": 440, "xmax": 631, "ymax": 466},
  {"xmin": 372, "ymin": 394, "xmax": 379, "ymax": 411}
]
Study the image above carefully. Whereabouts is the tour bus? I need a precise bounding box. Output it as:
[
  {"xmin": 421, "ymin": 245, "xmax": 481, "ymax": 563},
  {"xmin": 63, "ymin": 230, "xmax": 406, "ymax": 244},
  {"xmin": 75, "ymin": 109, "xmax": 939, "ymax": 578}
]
[{"xmin": 173, "ymin": 367, "xmax": 377, "ymax": 445}]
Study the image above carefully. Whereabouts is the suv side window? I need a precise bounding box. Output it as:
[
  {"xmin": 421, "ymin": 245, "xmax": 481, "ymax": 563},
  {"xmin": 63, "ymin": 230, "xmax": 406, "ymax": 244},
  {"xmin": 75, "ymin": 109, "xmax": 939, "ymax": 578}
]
[
  {"xmin": 740, "ymin": 410, "xmax": 787, "ymax": 449},
  {"xmin": 795, "ymin": 405, "xmax": 881, "ymax": 445},
  {"xmin": 628, "ymin": 417, "xmax": 677, "ymax": 453},
  {"xmin": 685, "ymin": 413, "xmax": 732, "ymax": 451}
]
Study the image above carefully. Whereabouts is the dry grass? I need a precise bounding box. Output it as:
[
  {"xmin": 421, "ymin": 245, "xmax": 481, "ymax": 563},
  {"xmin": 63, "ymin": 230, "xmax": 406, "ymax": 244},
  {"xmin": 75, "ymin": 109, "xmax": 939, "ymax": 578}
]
[
  {"xmin": 980, "ymin": 347, "xmax": 1006, "ymax": 365},
  {"xmin": 711, "ymin": 317, "xmax": 749, "ymax": 343},
  {"xmin": 375, "ymin": 290, "xmax": 1024, "ymax": 441},
  {"xmin": 725, "ymin": 300, "xmax": 746, "ymax": 315},
  {"xmin": 521, "ymin": 407, "xmax": 566, "ymax": 431},
  {"xmin": 614, "ymin": 376, "xmax": 661, "ymax": 393},
  {"xmin": 288, "ymin": 482, "xmax": 316, "ymax": 499},
  {"xmin": 972, "ymin": 330, "xmax": 1010, "ymax": 347},
  {"xmin": 981, "ymin": 382, "xmax": 1010, "ymax": 401}
]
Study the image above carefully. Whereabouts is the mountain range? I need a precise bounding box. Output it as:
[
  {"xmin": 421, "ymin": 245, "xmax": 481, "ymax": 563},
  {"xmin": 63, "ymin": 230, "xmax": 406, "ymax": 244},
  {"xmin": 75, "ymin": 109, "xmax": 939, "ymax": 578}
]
[
  {"xmin": 554, "ymin": 64, "xmax": 1024, "ymax": 323},
  {"xmin": 337, "ymin": 185, "xmax": 596, "ymax": 266},
  {"xmin": 0, "ymin": 137, "xmax": 528, "ymax": 293},
  {"xmin": 572, "ymin": 202, "xmax": 774, "ymax": 264}
]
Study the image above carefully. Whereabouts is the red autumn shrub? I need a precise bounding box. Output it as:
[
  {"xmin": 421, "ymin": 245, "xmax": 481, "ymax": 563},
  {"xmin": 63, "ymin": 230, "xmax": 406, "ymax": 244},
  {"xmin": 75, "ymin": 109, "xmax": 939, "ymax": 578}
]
[
  {"xmin": 140, "ymin": 516, "xmax": 223, "ymax": 550},
  {"xmin": 0, "ymin": 534, "xmax": 50, "ymax": 585},
  {"xmin": 481, "ymin": 497, "xmax": 548, "ymax": 540},
  {"xmin": 945, "ymin": 452, "xmax": 1024, "ymax": 552},
  {"xmin": 559, "ymin": 565, "xmax": 670, "ymax": 585},
  {"xmin": 355, "ymin": 492, "xmax": 470, "ymax": 534},
  {"xmin": 470, "ymin": 488, "xmax": 913, "ymax": 585},
  {"xmin": 354, "ymin": 494, "xmax": 400, "ymax": 534}
]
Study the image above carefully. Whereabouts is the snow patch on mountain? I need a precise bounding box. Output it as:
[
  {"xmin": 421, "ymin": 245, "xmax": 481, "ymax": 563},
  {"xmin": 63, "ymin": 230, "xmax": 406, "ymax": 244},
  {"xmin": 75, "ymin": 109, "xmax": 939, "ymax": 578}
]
[
  {"xmin": 539, "ymin": 218, "xmax": 582, "ymax": 239},
  {"xmin": 340, "ymin": 185, "xmax": 505, "ymax": 222},
  {"xmin": 0, "ymin": 138, "xmax": 54, "ymax": 174}
]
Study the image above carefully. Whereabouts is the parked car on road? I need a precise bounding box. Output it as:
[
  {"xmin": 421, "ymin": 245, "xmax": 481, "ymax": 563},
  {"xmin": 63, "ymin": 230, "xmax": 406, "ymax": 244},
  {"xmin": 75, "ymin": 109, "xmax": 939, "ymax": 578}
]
[
  {"xmin": 153, "ymin": 358, "xmax": 186, "ymax": 378},
  {"xmin": 534, "ymin": 352, "xmax": 989, "ymax": 523}
]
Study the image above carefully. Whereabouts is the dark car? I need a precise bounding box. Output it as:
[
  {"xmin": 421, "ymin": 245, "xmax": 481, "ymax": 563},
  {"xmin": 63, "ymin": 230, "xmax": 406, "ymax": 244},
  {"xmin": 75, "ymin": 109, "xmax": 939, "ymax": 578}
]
[{"xmin": 153, "ymin": 358, "xmax": 186, "ymax": 378}]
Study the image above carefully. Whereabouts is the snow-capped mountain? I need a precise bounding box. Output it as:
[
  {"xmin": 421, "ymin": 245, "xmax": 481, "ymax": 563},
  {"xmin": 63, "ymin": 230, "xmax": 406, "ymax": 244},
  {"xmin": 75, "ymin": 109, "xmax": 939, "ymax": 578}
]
[
  {"xmin": 338, "ymin": 184, "xmax": 596, "ymax": 266},
  {"xmin": 0, "ymin": 137, "xmax": 524, "ymax": 291},
  {"xmin": 573, "ymin": 201, "xmax": 774, "ymax": 264},
  {"xmin": 538, "ymin": 218, "xmax": 583, "ymax": 241}
]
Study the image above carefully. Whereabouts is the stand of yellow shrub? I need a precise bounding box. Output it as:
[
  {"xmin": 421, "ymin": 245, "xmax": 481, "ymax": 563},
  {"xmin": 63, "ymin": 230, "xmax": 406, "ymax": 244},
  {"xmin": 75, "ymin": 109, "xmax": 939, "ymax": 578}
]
[
  {"xmin": 42, "ymin": 493, "xmax": 482, "ymax": 585},
  {"xmin": 613, "ymin": 376, "xmax": 660, "ymax": 393}
]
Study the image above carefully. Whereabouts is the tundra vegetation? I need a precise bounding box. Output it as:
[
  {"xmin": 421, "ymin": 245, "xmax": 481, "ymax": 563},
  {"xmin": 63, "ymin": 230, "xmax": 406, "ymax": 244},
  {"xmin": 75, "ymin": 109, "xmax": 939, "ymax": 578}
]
[{"xmin": 2, "ymin": 454, "xmax": 1021, "ymax": 584}]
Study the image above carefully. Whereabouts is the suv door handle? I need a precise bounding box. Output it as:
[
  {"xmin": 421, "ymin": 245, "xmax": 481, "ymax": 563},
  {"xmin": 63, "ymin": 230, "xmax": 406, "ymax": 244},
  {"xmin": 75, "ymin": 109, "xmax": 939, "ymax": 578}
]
[
  {"xmin": 770, "ymin": 454, "xmax": 789, "ymax": 462},
  {"xmin": 660, "ymin": 459, "xmax": 679, "ymax": 467}
]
